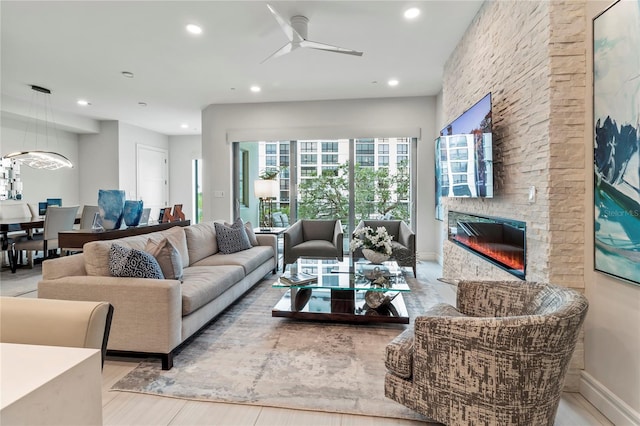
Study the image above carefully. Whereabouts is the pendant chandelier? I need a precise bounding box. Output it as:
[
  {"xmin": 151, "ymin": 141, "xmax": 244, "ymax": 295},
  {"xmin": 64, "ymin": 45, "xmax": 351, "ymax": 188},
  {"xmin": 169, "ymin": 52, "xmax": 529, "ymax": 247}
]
[{"xmin": 2, "ymin": 85, "xmax": 73, "ymax": 170}]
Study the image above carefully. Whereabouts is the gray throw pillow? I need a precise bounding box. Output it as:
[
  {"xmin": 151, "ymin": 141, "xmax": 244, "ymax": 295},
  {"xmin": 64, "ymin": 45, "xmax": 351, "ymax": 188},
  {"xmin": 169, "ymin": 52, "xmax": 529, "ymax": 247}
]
[
  {"xmin": 225, "ymin": 219, "xmax": 259, "ymax": 246},
  {"xmin": 145, "ymin": 238, "xmax": 184, "ymax": 282},
  {"xmin": 109, "ymin": 243, "xmax": 164, "ymax": 279},
  {"xmin": 215, "ymin": 218, "xmax": 251, "ymax": 254}
]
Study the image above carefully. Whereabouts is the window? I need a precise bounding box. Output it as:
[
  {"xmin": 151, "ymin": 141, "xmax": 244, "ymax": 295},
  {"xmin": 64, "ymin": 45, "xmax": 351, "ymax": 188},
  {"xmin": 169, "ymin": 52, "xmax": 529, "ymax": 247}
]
[
  {"xmin": 301, "ymin": 167, "xmax": 317, "ymax": 177},
  {"xmin": 397, "ymin": 155, "xmax": 408, "ymax": 165},
  {"xmin": 356, "ymin": 143, "xmax": 375, "ymax": 154},
  {"xmin": 397, "ymin": 144, "xmax": 408, "ymax": 155},
  {"xmin": 265, "ymin": 143, "xmax": 277, "ymax": 154},
  {"xmin": 356, "ymin": 155, "xmax": 375, "ymax": 166},
  {"xmin": 322, "ymin": 166, "xmax": 339, "ymax": 175},
  {"xmin": 279, "ymin": 142, "xmax": 289, "ymax": 153},
  {"xmin": 193, "ymin": 159, "xmax": 203, "ymax": 223},
  {"xmin": 265, "ymin": 156, "xmax": 277, "ymax": 166},
  {"xmin": 322, "ymin": 154, "xmax": 338, "ymax": 164},
  {"xmin": 300, "ymin": 141, "xmax": 317, "ymax": 152},
  {"xmin": 322, "ymin": 142, "xmax": 338, "ymax": 152},
  {"xmin": 378, "ymin": 156, "xmax": 389, "ymax": 167},
  {"xmin": 378, "ymin": 144, "xmax": 389, "ymax": 154},
  {"xmin": 300, "ymin": 154, "xmax": 317, "ymax": 164}
]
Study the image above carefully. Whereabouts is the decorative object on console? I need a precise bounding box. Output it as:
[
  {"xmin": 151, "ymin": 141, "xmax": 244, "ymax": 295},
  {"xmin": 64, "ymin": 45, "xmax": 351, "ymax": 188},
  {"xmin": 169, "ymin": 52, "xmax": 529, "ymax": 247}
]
[
  {"xmin": 1, "ymin": 85, "xmax": 72, "ymax": 170},
  {"xmin": 593, "ymin": 0, "xmax": 640, "ymax": 286},
  {"xmin": 351, "ymin": 226, "xmax": 392, "ymax": 264},
  {"xmin": 123, "ymin": 200, "xmax": 144, "ymax": 227},
  {"xmin": 98, "ymin": 189, "xmax": 125, "ymax": 230},
  {"xmin": 172, "ymin": 204, "xmax": 185, "ymax": 221}
]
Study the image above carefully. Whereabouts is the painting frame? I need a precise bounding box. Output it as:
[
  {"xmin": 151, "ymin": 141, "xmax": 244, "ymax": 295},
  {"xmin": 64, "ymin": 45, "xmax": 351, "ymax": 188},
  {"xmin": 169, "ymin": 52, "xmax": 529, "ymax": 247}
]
[{"xmin": 592, "ymin": 0, "xmax": 640, "ymax": 285}]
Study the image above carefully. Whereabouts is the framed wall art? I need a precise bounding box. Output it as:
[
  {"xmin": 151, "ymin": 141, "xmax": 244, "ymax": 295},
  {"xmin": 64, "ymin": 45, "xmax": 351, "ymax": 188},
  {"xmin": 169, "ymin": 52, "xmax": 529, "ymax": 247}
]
[{"xmin": 593, "ymin": 0, "xmax": 640, "ymax": 285}]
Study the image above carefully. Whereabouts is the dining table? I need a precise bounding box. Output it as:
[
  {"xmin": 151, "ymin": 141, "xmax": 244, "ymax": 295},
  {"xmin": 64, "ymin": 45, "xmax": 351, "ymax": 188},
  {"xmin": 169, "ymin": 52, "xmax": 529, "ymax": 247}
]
[{"xmin": 1, "ymin": 215, "xmax": 80, "ymax": 272}]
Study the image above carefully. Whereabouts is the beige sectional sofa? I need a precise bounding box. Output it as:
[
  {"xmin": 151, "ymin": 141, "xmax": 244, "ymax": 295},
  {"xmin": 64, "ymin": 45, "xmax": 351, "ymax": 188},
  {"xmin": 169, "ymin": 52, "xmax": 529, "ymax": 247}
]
[{"xmin": 38, "ymin": 221, "xmax": 277, "ymax": 369}]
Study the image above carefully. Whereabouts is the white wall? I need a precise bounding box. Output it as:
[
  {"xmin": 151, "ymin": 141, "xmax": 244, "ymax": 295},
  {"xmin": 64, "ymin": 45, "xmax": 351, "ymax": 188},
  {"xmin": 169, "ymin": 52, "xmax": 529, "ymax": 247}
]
[
  {"xmin": 78, "ymin": 121, "xmax": 119, "ymax": 205},
  {"xmin": 582, "ymin": 2, "xmax": 640, "ymax": 424},
  {"xmin": 118, "ymin": 122, "xmax": 169, "ymax": 200},
  {"xmin": 201, "ymin": 96, "xmax": 439, "ymax": 260},
  {"xmin": 168, "ymin": 135, "xmax": 201, "ymax": 223},
  {"xmin": 1, "ymin": 115, "xmax": 80, "ymax": 206}
]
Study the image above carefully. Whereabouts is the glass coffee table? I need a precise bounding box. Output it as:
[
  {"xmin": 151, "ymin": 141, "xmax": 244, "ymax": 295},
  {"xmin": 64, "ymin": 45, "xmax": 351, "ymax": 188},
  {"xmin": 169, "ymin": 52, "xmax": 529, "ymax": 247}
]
[{"xmin": 272, "ymin": 257, "xmax": 410, "ymax": 324}]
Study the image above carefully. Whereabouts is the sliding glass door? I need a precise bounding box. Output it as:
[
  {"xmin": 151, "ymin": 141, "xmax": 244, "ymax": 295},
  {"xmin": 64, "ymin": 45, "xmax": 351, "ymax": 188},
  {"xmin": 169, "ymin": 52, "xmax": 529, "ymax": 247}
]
[{"xmin": 233, "ymin": 137, "xmax": 415, "ymax": 237}]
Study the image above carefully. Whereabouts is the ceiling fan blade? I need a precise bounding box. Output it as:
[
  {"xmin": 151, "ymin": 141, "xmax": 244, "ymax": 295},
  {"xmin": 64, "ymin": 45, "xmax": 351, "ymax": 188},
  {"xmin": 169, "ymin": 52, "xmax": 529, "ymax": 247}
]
[
  {"xmin": 300, "ymin": 39, "xmax": 363, "ymax": 56},
  {"xmin": 267, "ymin": 4, "xmax": 303, "ymax": 42},
  {"xmin": 261, "ymin": 42, "xmax": 294, "ymax": 64}
]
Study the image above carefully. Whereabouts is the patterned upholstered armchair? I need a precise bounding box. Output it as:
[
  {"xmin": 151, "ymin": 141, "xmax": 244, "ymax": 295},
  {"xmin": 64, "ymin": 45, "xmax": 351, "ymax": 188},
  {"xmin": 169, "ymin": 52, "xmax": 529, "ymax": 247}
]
[
  {"xmin": 384, "ymin": 280, "xmax": 588, "ymax": 426},
  {"xmin": 352, "ymin": 220, "xmax": 416, "ymax": 276}
]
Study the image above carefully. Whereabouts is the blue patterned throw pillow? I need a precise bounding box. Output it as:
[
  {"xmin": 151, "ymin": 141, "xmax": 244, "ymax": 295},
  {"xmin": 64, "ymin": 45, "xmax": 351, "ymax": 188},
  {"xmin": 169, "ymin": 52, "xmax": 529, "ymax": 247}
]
[
  {"xmin": 109, "ymin": 244, "xmax": 164, "ymax": 279},
  {"xmin": 214, "ymin": 218, "xmax": 252, "ymax": 254}
]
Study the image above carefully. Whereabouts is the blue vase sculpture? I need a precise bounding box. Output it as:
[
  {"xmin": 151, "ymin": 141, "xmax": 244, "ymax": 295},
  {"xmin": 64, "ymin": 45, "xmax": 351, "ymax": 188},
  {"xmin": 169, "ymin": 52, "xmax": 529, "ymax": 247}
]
[
  {"xmin": 97, "ymin": 189, "xmax": 126, "ymax": 230},
  {"xmin": 123, "ymin": 200, "xmax": 144, "ymax": 227}
]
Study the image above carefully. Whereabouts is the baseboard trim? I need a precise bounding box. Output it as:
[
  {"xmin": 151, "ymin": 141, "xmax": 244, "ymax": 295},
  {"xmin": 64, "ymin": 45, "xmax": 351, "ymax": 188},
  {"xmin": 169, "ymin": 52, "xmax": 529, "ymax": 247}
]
[{"xmin": 580, "ymin": 371, "xmax": 640, "ymax": 426}]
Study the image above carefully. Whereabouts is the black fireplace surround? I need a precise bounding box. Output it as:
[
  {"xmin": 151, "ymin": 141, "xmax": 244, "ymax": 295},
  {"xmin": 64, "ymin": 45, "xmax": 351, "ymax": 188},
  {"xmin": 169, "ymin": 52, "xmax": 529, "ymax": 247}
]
[{"xmin": 448, "ymin": 211, "xmax": 526, "ymax": 279}]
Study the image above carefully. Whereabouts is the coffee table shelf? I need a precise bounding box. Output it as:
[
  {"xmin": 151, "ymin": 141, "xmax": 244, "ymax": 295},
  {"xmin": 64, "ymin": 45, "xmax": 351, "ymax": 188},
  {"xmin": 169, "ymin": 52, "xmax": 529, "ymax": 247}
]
[{"xmin": 272, "ymin": 258, "xmax": 410, "ymax": 324}]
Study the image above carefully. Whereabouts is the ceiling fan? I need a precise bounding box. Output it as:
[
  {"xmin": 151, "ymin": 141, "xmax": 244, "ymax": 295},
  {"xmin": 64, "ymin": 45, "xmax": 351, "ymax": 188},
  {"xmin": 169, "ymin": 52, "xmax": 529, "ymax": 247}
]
[{"xmin": 262, "ymin": 4, "xmax": 364, "ymax": 63}]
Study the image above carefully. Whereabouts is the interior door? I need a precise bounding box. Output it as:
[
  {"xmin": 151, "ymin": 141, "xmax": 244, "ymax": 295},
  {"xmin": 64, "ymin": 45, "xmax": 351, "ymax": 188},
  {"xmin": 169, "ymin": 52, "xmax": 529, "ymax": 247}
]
[{"xmin": 136, "ymin": 144, "xmax": 168, "ymax": 222}]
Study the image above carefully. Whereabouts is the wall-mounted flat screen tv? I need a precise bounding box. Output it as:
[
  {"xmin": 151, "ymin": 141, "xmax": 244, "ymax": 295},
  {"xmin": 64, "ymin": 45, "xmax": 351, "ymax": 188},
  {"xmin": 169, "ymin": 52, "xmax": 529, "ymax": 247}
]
[{"xmin": 435, "ymin": 93, "xmax": 493, "ymax": 199}]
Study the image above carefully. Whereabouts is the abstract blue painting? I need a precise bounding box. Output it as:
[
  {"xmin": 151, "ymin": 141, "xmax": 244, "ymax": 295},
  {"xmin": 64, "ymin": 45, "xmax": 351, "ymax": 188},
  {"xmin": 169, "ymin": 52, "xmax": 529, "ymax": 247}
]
[{"xmin": 593, "ymin": 0, "xmax": 640, "ymax": 285}]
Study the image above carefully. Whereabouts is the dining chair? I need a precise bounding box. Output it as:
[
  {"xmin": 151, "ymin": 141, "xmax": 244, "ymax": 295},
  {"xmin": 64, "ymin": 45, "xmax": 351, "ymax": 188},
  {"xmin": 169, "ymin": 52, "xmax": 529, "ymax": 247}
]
[
  {"xmin": 80, "ymin": 205, "xmax": 100, "ymax": 229},
  {"xmin": 12, "ymin": 205, "xmax": 79, "ymax": 266},
  {"xmin": 0, "ymin": 201, "xmax": 32, "ymax": 269}
]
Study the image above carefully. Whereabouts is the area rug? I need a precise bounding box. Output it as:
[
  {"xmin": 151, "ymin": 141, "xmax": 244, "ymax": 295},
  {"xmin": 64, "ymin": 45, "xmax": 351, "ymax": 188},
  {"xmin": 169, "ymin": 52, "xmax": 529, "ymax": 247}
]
[{"xmin": 112, "ymin": 273, "xmax": 442, "ymax": 421}]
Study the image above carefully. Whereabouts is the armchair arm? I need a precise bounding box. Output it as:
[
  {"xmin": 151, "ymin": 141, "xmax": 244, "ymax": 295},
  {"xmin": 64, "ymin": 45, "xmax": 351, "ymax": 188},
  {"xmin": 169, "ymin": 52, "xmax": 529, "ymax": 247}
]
[
  {"xmin": 397, "ymin": 221, "xmax": 415, "ymax": 250},
  {"xmin": 456, "ymin": 280, "xmax": 544, "ymax": 317},
  {"xmin": 333, "ymin": 220, "xmax": 344, "ymax": 260}
]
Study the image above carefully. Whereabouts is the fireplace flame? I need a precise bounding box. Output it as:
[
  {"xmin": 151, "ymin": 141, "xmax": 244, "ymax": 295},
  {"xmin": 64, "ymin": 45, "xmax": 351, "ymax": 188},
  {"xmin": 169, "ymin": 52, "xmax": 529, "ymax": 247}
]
[{"xmin": 453, "ymin": 235, "xmax": 525, "ymax": 271}]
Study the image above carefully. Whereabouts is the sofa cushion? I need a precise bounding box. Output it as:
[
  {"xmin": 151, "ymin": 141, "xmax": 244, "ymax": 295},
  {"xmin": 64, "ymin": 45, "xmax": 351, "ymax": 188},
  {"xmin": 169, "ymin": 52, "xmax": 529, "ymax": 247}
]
[
  {"xmin": 226, "ymin": 220, "xmax": 258, "ymax": 246},
  {"xmin": 108, "ymin": 244, "xmax": 164, "ymax": 279},
  {"xmin": 160, "ymin": 226, "xmax": 189, "ymax": 267},
  {"xmin": 184, "ymin": 222, "xmax": 218, "ymax": 266},
  {"xmin": 190, "ymin": 245, "xmax": 273, "ymax": 275},
  {"xmin": 84, "ymin": 226, "xmax": 189, "ymax": 276},
  {"xmin": 145, "ymin": 238, "xmax": 183, "ymax": 281},
  {"xmin": 180, "ymin": 265, "xmax": 245, "ymax": 315},
  {"xmin": 214, "ymin": 219, "xmax": 251, "ymax": 254}
]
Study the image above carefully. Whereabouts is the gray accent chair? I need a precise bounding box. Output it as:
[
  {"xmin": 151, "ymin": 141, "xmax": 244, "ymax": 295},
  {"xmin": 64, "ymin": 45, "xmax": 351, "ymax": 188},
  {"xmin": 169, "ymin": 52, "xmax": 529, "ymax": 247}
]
[
  {"xmin": 384, "ymin": 280, "xmax": 589, "ymax": 426},
  {"xmin": 352, "ymin": 220, "xmax": 416, "ymax": 276},
  {"xmin": 283, "ymin": 219, "xmax": 343, "ymax": 271}
]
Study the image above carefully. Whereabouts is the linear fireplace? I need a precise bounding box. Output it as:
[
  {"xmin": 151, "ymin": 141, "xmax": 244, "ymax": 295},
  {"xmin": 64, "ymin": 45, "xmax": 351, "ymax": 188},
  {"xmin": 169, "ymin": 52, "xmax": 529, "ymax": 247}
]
[{"xmin": 448, "ymin": 211, "xmax": 526, "ymax": 279}]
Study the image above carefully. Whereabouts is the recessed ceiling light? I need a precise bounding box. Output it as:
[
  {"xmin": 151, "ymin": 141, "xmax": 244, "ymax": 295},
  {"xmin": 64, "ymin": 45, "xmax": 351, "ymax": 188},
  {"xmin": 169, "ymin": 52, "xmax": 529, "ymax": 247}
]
[
  {"xmin": 77, "ymin": 99, "xmax": 90, "ymax": 106},
  {"xmin": 250, "ymin": 85, "xmax": 261, "ymax": 93},
  {"xmin": 186, "ymin": 24, "xmax": 202, "ymax": 35},
  {"xmin": 180, "ymin": 123, "xmax": 189, "ymax": 129},
  {"xmin": 404, "ymin": 7, "xmax": 420, "ymax": 19},
  {"xmin": 138, "ymin": 102, "xmax": 147, "ymax": 107},
  {"xmin": 122, "ymin": 71, "xmax": 134, "ymax": 78},
  {"xmin": 388, "ymin": 79, "xmax": 399, "ymax": 87}
]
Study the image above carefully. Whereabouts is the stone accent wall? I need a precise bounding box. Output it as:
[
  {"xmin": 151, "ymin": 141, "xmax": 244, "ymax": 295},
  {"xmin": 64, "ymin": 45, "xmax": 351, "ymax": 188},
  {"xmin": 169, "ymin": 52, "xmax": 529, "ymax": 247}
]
[
  {"xmin": 441, "ymin": 0, "xmax": 587, "ymax": 390},
  {"xmin": 548, "ymin": 1, "xmax": 587, "ymax": 289}
]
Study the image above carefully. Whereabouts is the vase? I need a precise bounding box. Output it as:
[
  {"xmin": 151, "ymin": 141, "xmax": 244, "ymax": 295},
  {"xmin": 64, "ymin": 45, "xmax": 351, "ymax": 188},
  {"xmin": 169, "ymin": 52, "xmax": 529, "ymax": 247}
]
[
  {"xmin": 123, "ymin": 200, "xmax": 144, "ymax": 227},
  {"xmin": 362, "ymin": 248, "xmax": 390, "ymax": 264},
  {"xmin": 97, "ymin": 189, "xmax": 125, "ymax": 230}
]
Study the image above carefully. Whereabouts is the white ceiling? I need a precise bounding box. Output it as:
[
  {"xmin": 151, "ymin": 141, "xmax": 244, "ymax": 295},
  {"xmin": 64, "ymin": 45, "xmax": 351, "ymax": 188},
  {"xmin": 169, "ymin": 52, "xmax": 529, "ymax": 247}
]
[{"xmin": 1, "ymin": 1, "xmax": 483, "ymax": 136}]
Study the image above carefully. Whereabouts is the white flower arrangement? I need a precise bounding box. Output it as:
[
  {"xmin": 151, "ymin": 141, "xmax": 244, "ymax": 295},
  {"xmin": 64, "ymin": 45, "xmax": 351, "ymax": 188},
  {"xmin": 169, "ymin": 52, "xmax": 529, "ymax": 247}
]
[{"xmin": 350, "ymin": 226, "xmax": 393, "ymax": 256}]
